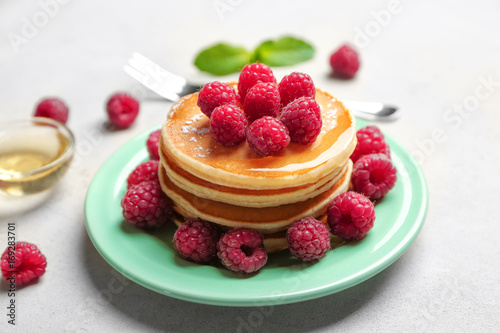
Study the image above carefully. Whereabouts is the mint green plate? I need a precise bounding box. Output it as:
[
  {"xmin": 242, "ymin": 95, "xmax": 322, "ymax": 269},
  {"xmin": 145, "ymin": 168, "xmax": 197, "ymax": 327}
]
[{"xmin": 85, "ymin": 121, "xmax": 428, "ymax": 307}]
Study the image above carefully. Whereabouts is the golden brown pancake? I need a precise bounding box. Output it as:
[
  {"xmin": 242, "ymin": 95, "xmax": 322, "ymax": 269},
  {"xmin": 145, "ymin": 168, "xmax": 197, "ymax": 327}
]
[
  {"xmin": 159, "ymin": 161, "xmax": 351, "ymax": 233},
  {"xmin": 160, "ymin": 147, "xmax": 345, "ymax": 207},
  {"xmin": 161, "ymin": 88, "xmax": 356, "ymax": 190}
]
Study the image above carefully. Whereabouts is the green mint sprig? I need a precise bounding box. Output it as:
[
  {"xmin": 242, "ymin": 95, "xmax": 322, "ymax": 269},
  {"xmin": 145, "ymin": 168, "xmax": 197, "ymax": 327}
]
[{"xmin": 194, "ymin": 36, "xmax": 315, "ymax": 76}]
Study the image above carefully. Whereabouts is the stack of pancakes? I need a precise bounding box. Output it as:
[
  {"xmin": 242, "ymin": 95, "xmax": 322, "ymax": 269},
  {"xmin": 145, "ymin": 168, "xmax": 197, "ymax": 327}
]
[{"xmin": 159, "ymin": 86, "xmax": 356, "ymax": 252}]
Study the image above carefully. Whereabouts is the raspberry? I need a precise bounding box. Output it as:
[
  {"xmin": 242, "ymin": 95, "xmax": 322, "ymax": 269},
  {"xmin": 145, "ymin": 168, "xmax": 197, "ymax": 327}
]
[
  {"xmin": 238, "ymin": 63, "xmax": 277, "ymax": 103},
  {"xmin": 173, "ymin": 219, "xmax": 220, "ymax": 263},
  {"xmin": 121, "ymin": 181, "xmax": 172, "ymax": 228},
  {"xmin": 126, "ymin": 160, "xmax": 159, "ymax": 189},
  {"xmin": 34, "ymin": 97, "xmax": 69, "ymax": 124},
  {"xmin": 327, "ymin": 191, "xmax": 376, "ymax": 241},
  {"xmin": 1, "ymin": 242, "xmax": 47, "ymax": 285},
  {"xmin": 329, "ymin": 44, "xmax": 360, "ymax": 79},
  {"xmin": 243, "ymin": 82, "xmax": 280, "ymax": 123},
  {"xmin": 286, "ymin": 217, "xmax": 330, "ymax": 262},
  {"xmin": 351, "ymin": 153, "xmax": 397, "ymax": 200},
  {"xmin": 146, "ymin": 129, "xmax": 161, "ymax": 160},
  {"xmin": 280, "ymin": 97, "xmax": 322, "ymax": 145},
  {"xmin": 106, "ymin": 92, "xmax": 139, "ymax": 128},
  {"xmin": 279, "ymin": 72, "xmax": 316, "ymax": 107},
  {"xmin": 197, "ymin": 81, "xmax": 238, "ymax": 118},
  {"xmin": 210, "ymin": 104, "xmax": 248, "ymax": 147},
  {"xmin": 350, "ymin": 125, "xmax": 391, "ymax": 163},
  {"xmin": 247, "ymin": 116, "xmax": 290, "ymax": 157},
  {"xmin": 217, "ymin": 228, "xmax": 268, "ymax": 273}
]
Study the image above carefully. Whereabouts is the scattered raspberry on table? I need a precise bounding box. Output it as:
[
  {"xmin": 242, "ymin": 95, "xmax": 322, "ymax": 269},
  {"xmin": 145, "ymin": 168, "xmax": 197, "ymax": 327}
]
[
  {"xmin": 34, "ymin": 97, "xmax": 69, "ymax": 124},
  {"xmin": 329, "ymin": 44, "xmax": 360, "ymax": 79},
  {"xmin": 106, "ymin": 92, "xmax": 139, "ymax": 128},
  {"xmin": 1, "ymin": 242, "xmax": 47, "ymax": 285}
]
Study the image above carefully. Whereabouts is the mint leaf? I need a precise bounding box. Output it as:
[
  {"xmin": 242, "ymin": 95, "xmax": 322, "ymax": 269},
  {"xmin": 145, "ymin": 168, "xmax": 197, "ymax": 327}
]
[
  {"xmin": 194, "ymin": 43, "xmax": 251, "ymax": 76},
  {"xmin": 253, "ymin": 36, "xmax": 315, "ymax": 67}
]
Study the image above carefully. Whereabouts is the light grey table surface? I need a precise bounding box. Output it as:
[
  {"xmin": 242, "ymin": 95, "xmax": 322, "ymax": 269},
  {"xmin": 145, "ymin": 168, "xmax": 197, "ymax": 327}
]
[{"xmin": 0, "ymin": 1, "xmax": 499, "ymax": 332}]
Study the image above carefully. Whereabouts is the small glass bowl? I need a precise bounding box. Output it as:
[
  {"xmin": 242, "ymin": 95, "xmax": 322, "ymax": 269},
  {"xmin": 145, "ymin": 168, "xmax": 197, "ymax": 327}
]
[{"xmin": 0, "ymin": 117, "xmax": 75, "ymax": 196}]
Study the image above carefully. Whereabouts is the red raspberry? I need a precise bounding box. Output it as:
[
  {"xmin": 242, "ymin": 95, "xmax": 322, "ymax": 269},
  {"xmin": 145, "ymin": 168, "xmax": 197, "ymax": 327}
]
[
  {"xmin": 126, "ymin": 160, "xmax": 159, "ymax": 189},
  {"xmin": 327, "ymin": 191, "xmax": 376, "ymax": 241},
  {"xmin": 280, "ymin": 97, "xmax": 322, "ymax": 145},
  {"xmin": 106, "ymin": 93, "xmax": 139, "ymax": 128},
  {"xmin": 330, "ymin": 44, "xmax": 360, "ymax": 79},
  {"xmin": 146, "ymin": 129, "xmax": 161, "ymax": 160},
  {"xmin": 217, "ymin": 228, "xmax": 268, "ymax": 273},
  {"xmin": 121, "ymin": 181, "xmax": 172, "ymax": 228},
  {"xmin": 174, "ymin": 219, "xmax": 220, "ymax": 263},
  {"xmin": 243, "ymin": 82, "xmax": 280, "ymax": 123},
  {"xmin": 247, "ymin": 116, "xmax": 290, "ymax": 157},
  {"xmin": 34, "ymin": 97, "xmax": 69, "ymax": 124},
  {"xmin": 210, "ymin": 104, "xmax": 248, "ymax": 147},
  {"xmin": 197, "ymin": 81, "xmax": 238, "ymax": 118},
  {"xmin": 279, "ymin": 72, "xmax": 316, "ymax": 107},
  {"xmin": 1, "ymin": 242, "xmax": 47, "ymax": 285},
  {"xmin": 238, "ymin": 63, "xmax": 277, "ymax": 103},
  {"xmin": 351, "ymin": 153, "xmax": 397, "ymax": 200},
  {"xmin": 350, "ymin": 125, "xmax": 391, "ymax": 163},
  {"xmin": 286, "ymin": 217, "xmax": 330, "ymax": 262}
]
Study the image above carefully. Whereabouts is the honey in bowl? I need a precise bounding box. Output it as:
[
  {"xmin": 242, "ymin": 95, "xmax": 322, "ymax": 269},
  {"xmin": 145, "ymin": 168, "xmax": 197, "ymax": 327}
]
[{"xmin": 0, "ymin": 118, "xmax": 74, "ymax": 196}]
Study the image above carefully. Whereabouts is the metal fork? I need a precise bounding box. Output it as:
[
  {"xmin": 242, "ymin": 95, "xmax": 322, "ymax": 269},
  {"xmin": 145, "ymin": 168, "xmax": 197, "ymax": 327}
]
[{"xmin": 124, "ymin": 52, "xmax": 399, "ymax": 121}]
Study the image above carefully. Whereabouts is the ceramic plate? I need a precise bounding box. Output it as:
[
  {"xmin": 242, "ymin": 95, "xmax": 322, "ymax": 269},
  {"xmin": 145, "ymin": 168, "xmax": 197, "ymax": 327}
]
[{"xmin": 85, "ymin": 119, "xmax": 428, "ymax": 307}]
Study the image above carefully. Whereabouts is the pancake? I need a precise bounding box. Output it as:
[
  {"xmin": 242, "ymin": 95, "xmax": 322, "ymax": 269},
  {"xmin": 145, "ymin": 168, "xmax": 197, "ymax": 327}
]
[
  {"xmin": 159, "ymin": 160, "xmax": 352, "ymax": 233},
  {"xmin": 161, "ymin": 88, "xmax": 356, "ymax": 190},
  {"xmin": 160, "ymin": 146, "xmax": 345, "ymax": 207}
]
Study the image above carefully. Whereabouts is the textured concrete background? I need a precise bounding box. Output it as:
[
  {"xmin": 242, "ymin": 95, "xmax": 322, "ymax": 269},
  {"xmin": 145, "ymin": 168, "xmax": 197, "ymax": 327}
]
[{"xmin": 0, "ymin": 0, "xmax": 499, "ymax": 332}]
